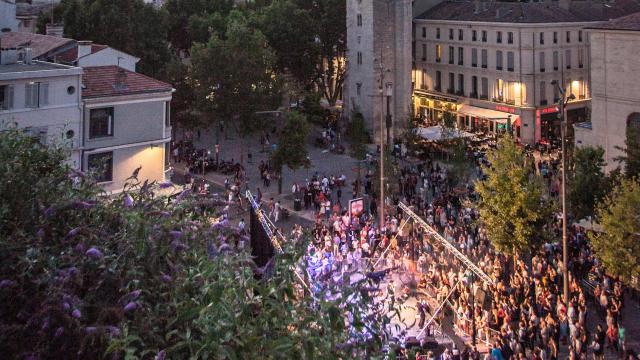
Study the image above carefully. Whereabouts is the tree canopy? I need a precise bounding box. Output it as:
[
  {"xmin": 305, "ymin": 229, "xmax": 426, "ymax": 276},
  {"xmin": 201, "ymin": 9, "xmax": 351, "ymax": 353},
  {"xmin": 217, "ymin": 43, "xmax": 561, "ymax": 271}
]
[
  {"xmin": 615, "ymin": 119, "xmax": 640, "ymax": 179},
  {"xmin": 475, "ymin": 136, "xmax": 553, "ymax": 255},
  {"xmin": 347, "ymin": 110, "xmax": 369, "ymax": 161},
  {"xmin": 590, "ymin": 177, "xmax": 640, "ymax": 283},
  {"xmin": 568, "ymin": 146, "xmax": 608, "ymax": 221},
  {"xmin": 271, "ymin": 111, "xmax": 311, "ymax": 173}
]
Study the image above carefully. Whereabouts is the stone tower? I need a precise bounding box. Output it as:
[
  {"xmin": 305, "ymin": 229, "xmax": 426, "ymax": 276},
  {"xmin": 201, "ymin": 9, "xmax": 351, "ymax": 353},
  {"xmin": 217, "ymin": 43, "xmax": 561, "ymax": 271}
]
[{"xmin": 344, "ymin": 0, "xmax": 413, "ymax": 142}]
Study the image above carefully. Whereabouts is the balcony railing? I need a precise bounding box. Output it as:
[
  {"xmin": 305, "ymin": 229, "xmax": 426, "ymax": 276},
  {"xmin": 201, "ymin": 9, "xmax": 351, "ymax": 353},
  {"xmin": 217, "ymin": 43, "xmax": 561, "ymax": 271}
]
[
  {"xmin": 469, "ymin": 92, "xmax": 478, "ymax": 99},
  {"xmin": 479, "ymin": 95, "xmax": 489, "ymax": 100},
  {"xmin": 434, "ymin": 86, "xmax": 442, "ymax": 92},
  {"xmin": 456, "ymin": 90, "xmax": 465, "ymax": 96},
  {"xmin": 447, "ymin": 89, "xmax": 455, "ymax": 94},
  {"xmin": 540, "ymin": 99, "xmax": 548, "ymax": 106}
]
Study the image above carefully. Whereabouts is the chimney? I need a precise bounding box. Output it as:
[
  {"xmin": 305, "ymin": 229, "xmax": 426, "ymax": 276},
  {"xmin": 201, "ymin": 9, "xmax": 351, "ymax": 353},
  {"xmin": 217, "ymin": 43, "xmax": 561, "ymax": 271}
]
[
  {"xmin": 77, "ymin": 40, "xmax": 92, "ymax": 59},
  {"xmin": 559, "ymin": 0, "xmax": 571, "ymax": 11},
  {"xmin": 45, "ymin": 23, "xmax": 64, "ymax": 37},
  {"xmin": 474, "ymin": 0, "xmax": 481, "ymax": 14},
  {"xmin": 1, "ymin": 48, "xmax": 18, "ymax": 65},
  {"xmin": 24, "ymin": 48, "xmax": 33, "ymax": 65},
  {"xmin": 114, "ymin": 67, "xmax": 128, "ymax": 91}
]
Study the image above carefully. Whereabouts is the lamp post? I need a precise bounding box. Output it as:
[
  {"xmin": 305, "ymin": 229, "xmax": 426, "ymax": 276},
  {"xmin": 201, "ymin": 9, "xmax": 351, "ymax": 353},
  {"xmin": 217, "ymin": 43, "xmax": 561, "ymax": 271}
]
[
  {"xmin": 385, "ymin": 83, "xmax": 393, "ymax": 145},
  {"xmin": 202, "ymin": 150, "xmax": 210, "ymax": 177},
  {"xmin": 552, "ymin": 79, "xmax": 575, "ymax": 305}
]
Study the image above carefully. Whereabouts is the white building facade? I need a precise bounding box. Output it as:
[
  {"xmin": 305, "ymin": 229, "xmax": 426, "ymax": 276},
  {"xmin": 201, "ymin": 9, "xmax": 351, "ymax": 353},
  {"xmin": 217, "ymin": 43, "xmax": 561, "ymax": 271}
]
[
  {"xmin": 575, "ymin": 13, "xmax": 640, "ymax": 172},
  {"xmin": 344, "ymin": 0, "xmax": 413, "ymax": 141},
  {"xmin": 0, "ymin": 49, "xmax": 83, "ymax": 167},
  {"xmin": 413, "ymin": 1, "xmax": 599, "ymax": 145}
]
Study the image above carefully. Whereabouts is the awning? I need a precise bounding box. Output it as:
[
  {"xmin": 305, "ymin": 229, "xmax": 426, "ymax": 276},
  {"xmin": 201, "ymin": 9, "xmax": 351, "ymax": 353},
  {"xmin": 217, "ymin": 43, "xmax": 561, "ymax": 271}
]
[{"xmin": 458, "ymin": 105, "xmax": 514, "ymax": 123}]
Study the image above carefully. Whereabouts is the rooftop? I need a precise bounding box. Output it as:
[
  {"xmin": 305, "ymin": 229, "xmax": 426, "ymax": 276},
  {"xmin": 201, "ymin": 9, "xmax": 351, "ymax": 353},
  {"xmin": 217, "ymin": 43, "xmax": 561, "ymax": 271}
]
[
  {"xmin": 588, "ymin": 11, "xmax": 640, "ymax": 31},
  {"xmin": 0, "ymin": 60, "xmax": 76, "ymax": 74},
  {"xmin": 56, "ymin": 43, "xmax": 109, "ymax": 64},
  {"xmin": 82, "ymin": 66, "xmax": 173, "ymax": 99},
  {"xmin": 16, "ymin": 2, "xmax": 55, "ymax": 17},
  {"xmin": 0, "ymin": 32, "xmax": 75, "ymax": 59},
  {"xmin": 416, "ymin": 0, "xmax": 640, "ymax": 24}
]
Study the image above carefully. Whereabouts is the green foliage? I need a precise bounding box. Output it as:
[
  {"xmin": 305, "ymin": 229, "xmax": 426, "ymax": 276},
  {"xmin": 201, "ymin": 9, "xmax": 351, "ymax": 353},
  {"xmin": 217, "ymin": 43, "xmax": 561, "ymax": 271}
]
[
  {"xmin": 190, "ymin": 11, "xmax": 282, "ymax": 136},
  {"xmin": 447, "ymin": 138, "xmax": 472, "ymax": 186},
  {"xmin": 475, "ymin": 136, "xmax": 553, "ymax": 255},
  {"xmin": 300, "ymin": 93, "xmax": 328, "ymax": 126},
  {"xmin": 271, "ymin": 111, "xmax": 311, "ymax": 172},
  {"xmin": 590, "ymin": 177, "xmax": 640, "ymax": 283},
  {"xmin": 162, "ymin": 60, "xmax": 201, "ymax": 129},
  {"xmin": 615, "ymin": 123, "xmax": 640, "ymax": 179},
  {"xmin": 347, "ymin": 110, "xmax": 369, "ymax": 161},
  {"xmin": 568, "ymin": 146, "xmax": 607, "ymax": 220},
  {"xmin": 164, "ymin": 0, "xmax": 235, "ymax": 51},
  {"xmin": 53, "ymin": 0, "xmax": 172, "ymax": 78},
  {"xmin": 0, "ymin": 126, "xmax": 392, "ymax": 358}
]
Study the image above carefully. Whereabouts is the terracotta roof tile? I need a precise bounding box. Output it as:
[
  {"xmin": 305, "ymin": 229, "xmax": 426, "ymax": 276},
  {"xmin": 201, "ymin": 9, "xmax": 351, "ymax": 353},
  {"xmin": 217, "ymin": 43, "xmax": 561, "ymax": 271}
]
[
  {"xmin": 82, "ymin": 66, "xmax": 172, "ymax": 99},
  {"xmin": 588, "ymin": 11, "xmax": 640, "ymax": 31},
  {"xmin": 0, "ymin": 32, "xmax": 74, "ymax": 58},
  {"xmin": 416, "ymin": 0, "xmax": 640, "ymax": 23},
  {"xmin": 56, "ymin": 44, "xmax": 109, "ymax": 64}
]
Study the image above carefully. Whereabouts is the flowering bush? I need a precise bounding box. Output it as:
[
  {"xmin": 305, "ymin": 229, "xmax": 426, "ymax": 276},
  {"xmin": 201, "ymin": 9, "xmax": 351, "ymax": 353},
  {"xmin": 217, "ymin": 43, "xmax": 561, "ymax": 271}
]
[{"xmin": 0, "ymin": 129, "xmax": 393, "ymax": 359}]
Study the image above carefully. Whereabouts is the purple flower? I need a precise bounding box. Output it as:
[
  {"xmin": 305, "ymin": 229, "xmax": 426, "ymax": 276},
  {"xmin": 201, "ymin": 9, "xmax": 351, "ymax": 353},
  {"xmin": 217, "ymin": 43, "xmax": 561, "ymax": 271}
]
[
  {"xmin": 37, "ymin": 228, "xmax": 45, "ymax": 239},
  {"xmin": 71, "ymin": 309, "xmax": 81, "ymax": 319},
  {"xmin": 43, "ymin": 206, "xmax": 55, "ymax": 218},
  {"xmin": 128, "ymin": 290, "xmax": 142, "ymax": 299},
  {"xmin": 105, "ymin": 326, "xmax": 120, "ymax": 337},
  {"xmin": 0, "ymin": 280, "xmax": 15, "ymax": 288},
  {"xmin": 73, "ymin": 201, "xmax": 94, "ymax": 209},
  {"xmin": 175, "ymin": 189, "xmax": 191, "ymax": 202},
  {"xmin": 85, "ymin": 247, "xmax": 103, "ymax": 259},
  {"xmin": 84, "ymin": 326, "xmax": 98, "ymax": 334},
  {"xmin": 123, "ymin": 194, "xmax": 134, "ymax": 208},
  {"xmin": 75, "ymin": 243, "xmax": 86, "ymax": 253},
  {"xmin": 67, "ymin": 267, "xmax": 78, "ymax": 276},
  {"xmin": 67, "ymin": 227, "xmax": 80, "ymax": 238},
  {"xmin": 63, "ymin": 302, "xmax": 71, "ymax": 311},
  {"xmin": 160, "ymin": 211, "xmax": 171, "ymax": 217},
  {"xmin": 123, "ymin": 302, "xmax": 138, "ymax": 313},
  {"xmin": 54, "ymin": 327, "xmax": 64, "ymax": 337},
  {"xmin": 155, "ymin": 350, "xmax": 166, "ymax": 360},
  {"xmin": 169, "ymin": 230, "xmax": 182, "ymax": 239},
  {"xmin": 170, "ymin": 240, "xmax": 188, "ymax": 252},
  {"xmin": 159, "ymin": 181, "xmax": 173, "ymax": 189},
  {"xmin": 160, "ymin": 274, "xmax": 172, "ymax": 283}
]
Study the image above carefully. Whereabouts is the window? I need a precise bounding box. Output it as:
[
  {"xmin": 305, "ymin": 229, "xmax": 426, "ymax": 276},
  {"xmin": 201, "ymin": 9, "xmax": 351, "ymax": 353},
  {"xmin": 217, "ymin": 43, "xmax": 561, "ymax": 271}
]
[
  {"xmin": 579, "ymin": 30, "xmax": 583, "ymax": 42},
  {"xmin": 566, "ymin": 31, "xmax": 571, "ymax": 43},
  {"xmin": 565, "ymin": 49, "xmax": 572, "ymax": 69},
  {"xmin": 435, "ymin": 44, "xmax": 441, "ymax": 62},
  {"xmin": 540, "ymin": 81, "xmax": 547, "ymax": 105},
  {"xmin": 507, "ymin": 51, "xmax": 514, "ymax": 72},
  {"xmin": 553, "ymin": 51, "xmax": 559, "ymax": 71},
  {"xmin": 448, "ymin": 46, "xmax": 454, "ymax": 64},
  {"xmin": 497, "ymin": 31, "xmax": 502, "ymax": 44},
  {"xmin": 89, "ymin": 107, "xmax": 114, "ymax": 139},
  {"xmin": 458, "ymin": 47, "xmax": 464, "ymax": 65},
  {"xmin": 449, "ymin": 28, "xmax": 454, "ymax": 40},
  {"xmin": 422, "ymin": 27, "xmax": 426, "ymax": 38},
  {"xmin": 357, "ymin": 36, "xmax": 361, "ymax": 44},
  {"xmin": 496, "ymin": 50, "xmax": 503, "ymax": 70},
  {"xmin": 481, "ymin": 77, "xmax": 488, "ymax": 99},
  {"xmin": 0, "ymin": 85, "xmax": 14, "ymax": 110},
  {"xmin": 356, "ymin": 83, "xmax": 361, "ymax": 96},
  {"xmin": 25, "ymin": 82, "xmax": 48, "ymax": 108},
  {"xmin": 435, "ymin": 71, "xmax": 442, "ymax": 90},
  {"xmin": 165, "ymin": 101, "xmax": 171, "ymax": 127},
  {"xmin": 458, "ymin": 29, "xmax": 463, "ymax": 41},
  {"xmin": 448, "ymin": 72, "xmax": 455, "ymax": 93},
  {"xmin": 553, "ymin": 82, "xmax": 560, "ymax": 102},
  {"xmin": 471, "ymin": 48, "xmax": 478, "ymax": 67},
  {"xmin": 553, "ymin": 31, "xmax": 558, "ymax": 44},
  {"xmin": 471, "ymin": 76, "xmax": 478, "ymax": 97},
  {"xmin": 458, "ymin": 74, "xmax": 464, "ymax": 95},
  {"xmin": 88, "ymin": 152, "xmax": 113, "ymax": 183},
  {"xmin": 508, "ymin": 32, "xmax": 514, "ymax": 44},
  {"xmin": 357, "ymin": 51, "xmax": 362, "ymax": 65},
  {"xmin": 357, "ymin": 14, "xmax": 362, "ymax": 26},
  {"xmin": 472, "ymin": 30, "xmax": 477, "ymax": 41},
  {"xmin": 24, "ymin": 126, "xmax": 47, "ymax": 145},
  {"xmin": 67, "ymin": 86, "xmax": 75, "ymax": 95},
  {"xmin": 421, "ymin": 43, "xmax": 426, "ymax": 61},
  {"xmin": 422, "ymin": 69, "xmax": 427, "ymax": 89},
  {"xmin": 436, "ymin": 28, "xmax": 440, "ymax": 39},
  {"xmin": 165, "ymin": 142, "xmax": 171, "ymax": 168},
  {"xmin": 481, "ymin": 49, "xmax": 487, "ymax": 68},
  {"xmin": 539, "ymin": 52, "xmax": 546, "ymax": 72},
  {"xmin": 578, "ymin": 48, "xmax": 584, "ymax": 68},
  {"xmin": 482, "ymin": 30, "xmax": 487, "ymax": 42},
  {"xmin": 540, "ymin": 32, "xmax": 544, "ymax": 45}
]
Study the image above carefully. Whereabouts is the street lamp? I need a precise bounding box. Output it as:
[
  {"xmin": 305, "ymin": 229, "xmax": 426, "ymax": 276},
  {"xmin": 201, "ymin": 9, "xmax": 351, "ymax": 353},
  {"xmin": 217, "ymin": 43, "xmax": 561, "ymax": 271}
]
[
  {"xmin": 552, "ymin": 79, "xmax": 575, "ymax": 305},
  {"xmin": 385, "ymin": 83, "xmax": 393, "ymax": 145},
  {"xmin": 202, "ymin": 150, "xmax": 210, "ymax": 177}
]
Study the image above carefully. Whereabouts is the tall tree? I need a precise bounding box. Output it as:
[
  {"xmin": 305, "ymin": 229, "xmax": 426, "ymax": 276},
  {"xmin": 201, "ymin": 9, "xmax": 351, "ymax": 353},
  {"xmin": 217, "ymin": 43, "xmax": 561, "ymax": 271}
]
[
  {"xmin": 190, "ymin": 11, "xmax": 282, "ymax": 140},
  {"xmin": 271, "ymin": 111, "xmax": 311, "ymax": 193},
  {"xmin": 164, "ymin": 0, "xmax": 235, "ymax": 52},
  {"xmin": 347, "ymin": 110, "xmax": 369, "ymax": 161},
  {"xmin": 590, "ymin": 177, "xmax": 640, "ymax": 283},
  {"xmin": 568, "ymin": 146, "xmax": 607, "ymax": 221},
  {"xmin": 475, "ymin": 136, "xmax": 553, "ymax": 255},
  {"xmin": 615, "ymin": 119, "xmax": 640, "ymax": 179},
  {"xmin": 53, "ymin": 0, "xmax": 171, "ymax": 78}
]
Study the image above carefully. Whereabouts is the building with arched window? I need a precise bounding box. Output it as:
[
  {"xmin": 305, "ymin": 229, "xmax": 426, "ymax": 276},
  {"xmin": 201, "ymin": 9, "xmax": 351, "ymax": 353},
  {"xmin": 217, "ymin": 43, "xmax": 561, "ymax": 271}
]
[{"xmin": 574, "ymin": 13, "xmax": 640, "ymax": 172}]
